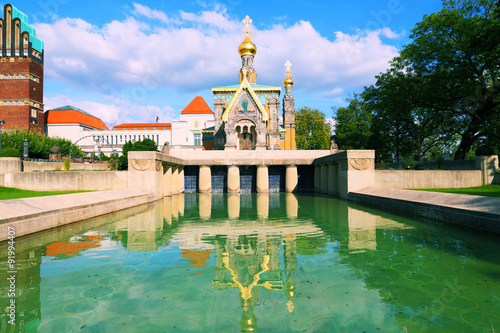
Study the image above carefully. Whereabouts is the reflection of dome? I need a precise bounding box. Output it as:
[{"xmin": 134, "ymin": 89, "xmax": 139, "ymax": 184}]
[
  {"xmin": 240, "ymin": 311, "xmax": 258, "ymax": 332},
  {"xmin": 283, "ymin": 74, "xmax": 294, "ymax": 87},
  {"xmin": 238, "ymin": 36, "xmax": 257, "ymax": 56}
]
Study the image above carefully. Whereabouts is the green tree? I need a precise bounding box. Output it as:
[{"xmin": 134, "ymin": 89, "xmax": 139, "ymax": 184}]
[
  {"xmin": 386, "ymin": 0, "xmax": 500, "ymax": 160},
  {"xmin": 332, "ymin": 94, "xmax": 372, "ymax": 150},
  {"xmin": 295, "ymin": 107, "xmax": 332, "ymax": 150},
  {"xmin": 1, "ymin": 129, "xmax": 83, "ymax": 159},
  {"xmin": 118, "ymin": 138, "xmax": 158, "ymax": 170}
]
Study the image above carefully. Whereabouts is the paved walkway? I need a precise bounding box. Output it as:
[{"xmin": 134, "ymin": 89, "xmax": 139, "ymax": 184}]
[
  {"xmin": 0, "ymin": 189, "xmax": 154, "ymax": 241},
  {"xmin": 350, "ymin": 187, "xmax": 500, "ymax": 234}
]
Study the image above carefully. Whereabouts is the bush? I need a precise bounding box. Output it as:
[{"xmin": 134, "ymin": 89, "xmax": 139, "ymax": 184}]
[
  {"xmin": 402, "ymin": 156, "xmax": 419, "ymax": 170},
  {"xmin": 63, "ymin": 156, "xmax": 71, "ymax": 171},
  {"xmin": 108, "ymin": 154, "xmax": 118, "ymax": 171},
  {"xmin": 1, "ymin": 128, "xmax": 84, "ymax": 159},
  {"xmin": 118, "ymin": 138, "xmax": 158, "ymax": 170},
  {"xmin": 475, "ymin": 145, "xmax": 499, "ymax": 156},
  {"xmin": 0, "ymin": 147, "xmax": 21, "ymax": 157}
]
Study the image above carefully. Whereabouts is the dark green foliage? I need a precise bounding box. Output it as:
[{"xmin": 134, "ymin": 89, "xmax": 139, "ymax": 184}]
[
  {"xmin": 333, "ymin": 0, "xmax": 500, "ymax": 161},
  {"xmin": 0, "ymin": 147, "xmax": 20, "ymax": 157},
  {"xmin": 475, "ymin": 145, "xmax": 498, "ymax": 156},
  {"xmin": 295, "ymin": 107, "xmax": 332, "ymax": 150},
  {"xmin": 118, "ymin": 138, "xmax": 158, "ymax": 170},
  {"xmin": 332, "ymin": 94, "xmax": 372, "ymax": 150},
  {"xmin": 0, "ymin": 129, "xmax": 84, "ymax": 159}
]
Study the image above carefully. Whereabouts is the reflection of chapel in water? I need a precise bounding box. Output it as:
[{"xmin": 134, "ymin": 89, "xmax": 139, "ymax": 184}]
[
  {"xmin": 212, "ymin": 16, "xmax": 296, "ymax": 150},
  {"xmin": 212, "ymin": 232, "xmax": 298, "ymax": 331}
]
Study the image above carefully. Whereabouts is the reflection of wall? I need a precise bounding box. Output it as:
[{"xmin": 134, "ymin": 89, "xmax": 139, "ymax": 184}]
[
  {"xmin": 125, "ymin": 202, "xmax": 164, "ymax": 252},
  {"xmin": 348, "ymin": 207, "xmax": 377, "ymax": 251}
]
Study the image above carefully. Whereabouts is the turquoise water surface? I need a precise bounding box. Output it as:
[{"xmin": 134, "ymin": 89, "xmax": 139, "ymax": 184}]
[{"xmin": 1, "ymin": 193, "xmax": 499, "ymax": 332}]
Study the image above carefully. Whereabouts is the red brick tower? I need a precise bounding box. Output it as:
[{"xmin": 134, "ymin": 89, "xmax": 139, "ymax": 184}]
[{"xmin": 0, "ymin": 4, "xmax": 44, "ymax": 134}]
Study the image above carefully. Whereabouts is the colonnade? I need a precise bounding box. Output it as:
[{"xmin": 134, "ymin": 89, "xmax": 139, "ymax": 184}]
[
  {"xmin": 198, "ymin": 164, "xmax": 299, "ymax": 193},
  {"xmin": 162, "ymin": 164, "xmax": 185, "ymax": 197},
  {"xmin": 128, "ymin": 150, "xmax": 375, "ymax": 200},
  {"xmin": 314, "ymin": 162, "xmax": 341, "ymax": 196}
]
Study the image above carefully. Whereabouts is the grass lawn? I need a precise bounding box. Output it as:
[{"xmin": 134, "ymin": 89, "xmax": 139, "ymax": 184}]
[
  {"xmin": 413, "ymin": 185, "xmax": 500, "ymax": 198},
  {"xmin": 0, "ymin": 187, "xmax": 89, "ymax": 200}
]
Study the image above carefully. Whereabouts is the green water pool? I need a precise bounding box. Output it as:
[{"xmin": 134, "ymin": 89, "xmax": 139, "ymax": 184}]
[{"xmin": 1, "ymin": 193, "xmax": 499, "ymax": 332}]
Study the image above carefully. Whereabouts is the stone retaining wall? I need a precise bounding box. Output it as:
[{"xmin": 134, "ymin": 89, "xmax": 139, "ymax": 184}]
[
  {"xmin": 23, "ymin": 160, "xmax": 109, "ymax": 172},
  {"xmin": 3, "ymin": 171, "xmax": 128, "ymax": 191},
  {"xmin": 375, "ymin": 170, "xmax": 482, "ymax": 189}
]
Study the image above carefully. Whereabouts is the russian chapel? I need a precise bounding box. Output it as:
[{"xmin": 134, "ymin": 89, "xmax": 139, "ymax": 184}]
[{"xmin": 212, "ymin": 16, "xmax": 296, "ymax": 150}]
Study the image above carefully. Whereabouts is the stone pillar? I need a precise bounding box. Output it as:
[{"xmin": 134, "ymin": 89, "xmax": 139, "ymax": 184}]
[
  {"xmin": 286, "ymin": 193, "xmax": 298, "ymax": 218},
  {"xmin": 338, "ymin": 150, "xmax": 375, "ymax": 199},
  {"xmin": 227, "ymin": 165, "xmax": 240, "ymax": 193},
  {"xmin": 285, "ymin": 165, "xmax": 298, "ymax": 193},
  {"xmin": 171, "ymin": 166, "xmax": 179, "ymax": 195},
  {"xmin": 320, "ymin": 164, "xmax": 329, "ymax": 194},
  {"xmin": 178, "ymin": 166, "xmax": 185, "ymax": 193},
  {"xmin": 476, "ymin": 155, "xmax": 499, "ymax": 185},
  {"xmin": 228, "ymin": 193, "xmax": 240, "ymax": 219},
  {"xmin": 163, "ymin": 165, "xmax": 172, "ymax": 197},
  {"xmin": 256, "ymin": 165, "xmax": 269, "ymax": 193},
  {"xmin": 199, "ymin": 193, "xmax": 211, "ymax": 220},
  {"xmin": 199, "ymin": 165, "xmax": 212, "ymax": 193},
  {"xmin": 314, "ymin": 166, "xmax": 321, "ymax": 192},
  {"xmin": 128, "ymin": 152, "xmax": 163, "ymax": 201},
  {"xmin": 328, "ymin": 163, "xmax": 338, "ymax": 196},
  {"xmin": 257, "ymin": 193, "xmax": 269, "ymax": 218}
]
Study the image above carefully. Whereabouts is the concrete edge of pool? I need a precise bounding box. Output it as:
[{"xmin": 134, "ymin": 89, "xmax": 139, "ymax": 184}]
[
  {"xmin": 349, "ymin": 187, "xmax": 500, "ymax": 234},
  {"xmin": 0, "ymin": 189, "xmax": 155, "ymax": 242}
]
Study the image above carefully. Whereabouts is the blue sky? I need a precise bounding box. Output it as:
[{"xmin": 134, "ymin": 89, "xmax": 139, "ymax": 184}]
[{"xmin": 3, "ymin": 0, "xmax": 444, "ymax": 126}]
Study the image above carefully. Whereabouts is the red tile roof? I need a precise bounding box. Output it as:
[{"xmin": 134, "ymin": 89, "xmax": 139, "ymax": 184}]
[
  {"xmin": 112, "ymin": 123, "xmax": 172, "ymax": 130},
  {"xmin": 46, "ymin": 107, "xmax": 109, "ymax": 130},
  {"xmin": 181, "ymin": 96, "xmax": 214, "ymax": 115}
]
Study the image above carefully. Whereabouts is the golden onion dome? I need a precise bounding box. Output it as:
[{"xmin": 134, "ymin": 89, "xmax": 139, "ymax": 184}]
[
  {"xmin": 238, "ymin": 35, "xmax": 257, "ymax": 56},
  {"xmin": 284, "ymin": 74, "xmax": 294, "ymax": 87}
]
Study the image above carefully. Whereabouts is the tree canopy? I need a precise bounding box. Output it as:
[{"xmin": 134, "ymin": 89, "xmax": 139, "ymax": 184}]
[
  {"xmin": 332, "ymin": 94, "xmax": 372, "ymax": 150},
  {"xmin": 295, "ymin": 107, "xmax": 332, "ymax": 150},
  {"xmin": 333, "ymin": 0, "xmax": 500, "ymax": 161},
  {"xmin": 0, "ymin": 129, "xmax": 83, "ymax": 159}
]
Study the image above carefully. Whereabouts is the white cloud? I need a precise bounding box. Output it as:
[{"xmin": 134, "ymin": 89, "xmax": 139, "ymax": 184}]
[
  {"xmin": 35, "ymin": 6, "xmax": 401, "ymax": 122},
  {"xmin": 132, "ymin": 3, "xmax": 170, "ymax": 24}
]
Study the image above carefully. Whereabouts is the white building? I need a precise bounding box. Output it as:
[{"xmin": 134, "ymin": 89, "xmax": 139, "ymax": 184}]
[
  {"xmin": 45, "ymin": 96, "xmax": 215, "ymax": 156},
  {"xmin": 170, "ymin": 96, "xmax": 214, "ymax": 148}
]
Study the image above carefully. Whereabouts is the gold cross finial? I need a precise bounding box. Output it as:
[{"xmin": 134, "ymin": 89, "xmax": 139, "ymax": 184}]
[
  {"xmin": 285, "ymin": 60, "xmax": 292, "ymax": 76},
  {"xmin": 242, "ymin": 15, "xmax": 253, "ymax": 39}
]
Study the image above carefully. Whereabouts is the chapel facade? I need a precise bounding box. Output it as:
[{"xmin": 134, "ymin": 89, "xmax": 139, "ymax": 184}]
[{"xmin": 212, "ymin": 16, "xmax": 296, "ymax": 150}]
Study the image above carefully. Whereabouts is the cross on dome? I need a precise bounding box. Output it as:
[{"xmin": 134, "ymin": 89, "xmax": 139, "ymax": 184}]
[
  {"xmin": 285, "ymin": 60, "xmax": 292, "ymax": 76},
  {"xmin": 242, "ymin": 15, "xmax": 253, "ymax": 38}
]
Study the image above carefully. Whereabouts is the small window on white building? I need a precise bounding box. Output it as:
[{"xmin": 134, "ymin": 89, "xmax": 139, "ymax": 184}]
[{"xmin": 194, "ymin": 133, "xmax": 201, "ymax": 146}]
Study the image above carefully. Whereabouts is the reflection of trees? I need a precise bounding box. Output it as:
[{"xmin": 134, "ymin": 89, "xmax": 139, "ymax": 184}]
[{"xmin": 0, "ymin": 248, "xmax": 42, "ymax": 333}]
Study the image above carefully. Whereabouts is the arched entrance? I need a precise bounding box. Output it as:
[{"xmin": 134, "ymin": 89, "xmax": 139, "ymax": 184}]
[
  {"xmin": 240, "ymin": 132, "xmax": 253, "ymax": 150},
  {"xmin": 236, "ymin": 123, "xmax": 256, "ymax": 150}
]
